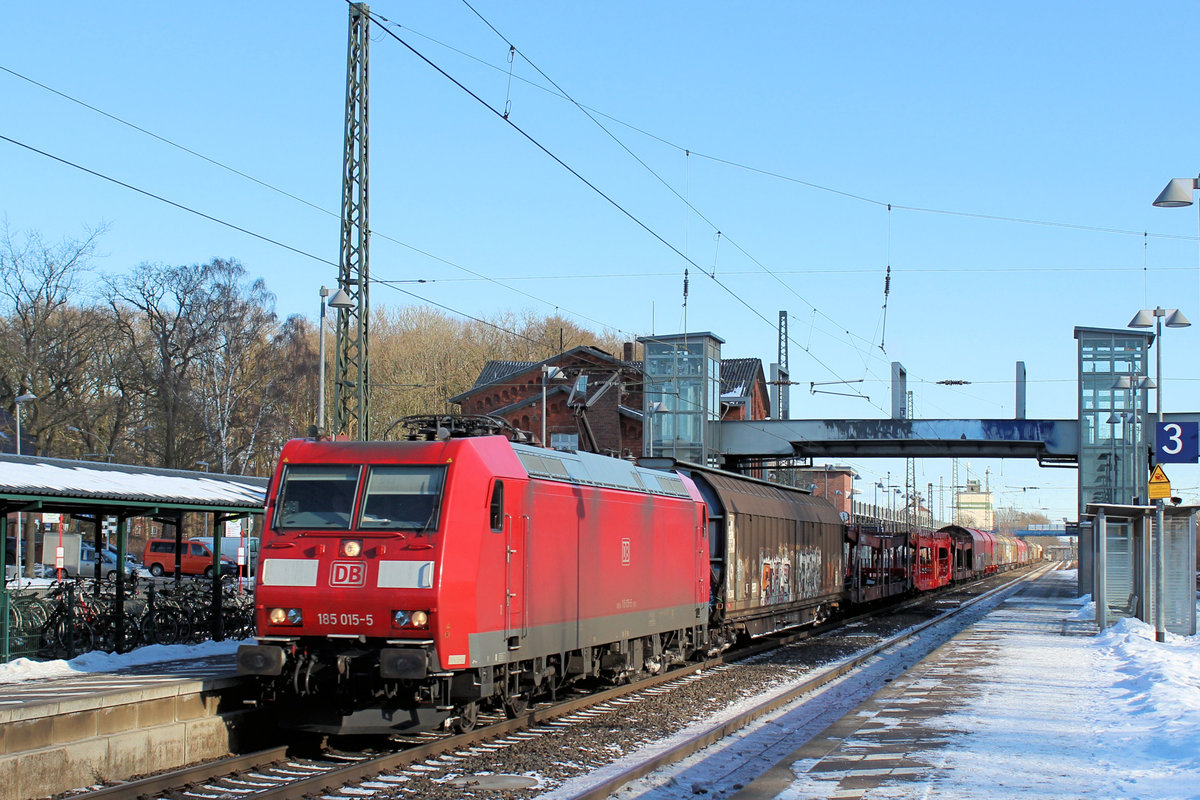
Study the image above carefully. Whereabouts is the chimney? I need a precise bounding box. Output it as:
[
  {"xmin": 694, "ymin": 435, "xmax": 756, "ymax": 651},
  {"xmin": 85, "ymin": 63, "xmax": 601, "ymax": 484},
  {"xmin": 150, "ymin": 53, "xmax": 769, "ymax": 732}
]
[{"xmin": 623, "ymin": 342, "xmax": 634, "ymax": 362}]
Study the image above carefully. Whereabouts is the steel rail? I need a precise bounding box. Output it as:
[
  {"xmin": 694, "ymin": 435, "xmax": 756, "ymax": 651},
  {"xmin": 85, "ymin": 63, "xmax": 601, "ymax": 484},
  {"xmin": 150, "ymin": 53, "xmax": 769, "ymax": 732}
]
[
  {"xmin": 78, "ymin": 747, "xmax": 291, "ymax": 799},
  {"xmin": 558, "ymin": 564, "xmax": 1053, "ymax": 800},
  {"xmin": 77, "ymin": 565, "xmax": 1046, "ymax": 800}
]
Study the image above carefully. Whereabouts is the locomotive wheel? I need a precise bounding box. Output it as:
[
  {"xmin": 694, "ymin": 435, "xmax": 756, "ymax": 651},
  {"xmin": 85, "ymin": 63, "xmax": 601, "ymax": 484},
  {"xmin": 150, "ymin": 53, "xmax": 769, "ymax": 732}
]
[
  {"xmin": 503, "ymin": 693, "xmax": 529, "ymax": 718},
  {"xmin": 452, "ymin": 701, "xmax": 479, "ymax": 733}
]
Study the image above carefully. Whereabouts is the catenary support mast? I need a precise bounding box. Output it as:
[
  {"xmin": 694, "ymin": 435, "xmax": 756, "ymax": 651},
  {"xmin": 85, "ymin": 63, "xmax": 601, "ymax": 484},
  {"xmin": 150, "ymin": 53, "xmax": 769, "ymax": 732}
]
[{"xmin": 334, "ymin": 2, "xmax": 371, "ymax": 440}]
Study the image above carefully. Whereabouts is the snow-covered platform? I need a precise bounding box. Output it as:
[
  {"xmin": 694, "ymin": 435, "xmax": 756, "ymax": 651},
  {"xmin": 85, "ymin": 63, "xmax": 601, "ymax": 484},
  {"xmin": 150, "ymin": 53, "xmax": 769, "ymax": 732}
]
[
  {"xmin": 729, "ymin": 568, "xmax": 1200, "ymax": 800},
  {"xmin": 0, "ymin": 642, "xmax": 253, "ymax": 800}
]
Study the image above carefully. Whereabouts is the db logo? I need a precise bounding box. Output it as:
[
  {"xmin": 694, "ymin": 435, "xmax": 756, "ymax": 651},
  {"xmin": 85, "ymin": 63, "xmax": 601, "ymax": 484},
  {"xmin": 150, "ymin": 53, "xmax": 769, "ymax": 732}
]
[
  {"xmin": 621, "ymin": 538, "xmax": 631, "ymax": 566},
  {"xmin": 330, "ymin": 561, "xmax": 366, "ymax": 587}
]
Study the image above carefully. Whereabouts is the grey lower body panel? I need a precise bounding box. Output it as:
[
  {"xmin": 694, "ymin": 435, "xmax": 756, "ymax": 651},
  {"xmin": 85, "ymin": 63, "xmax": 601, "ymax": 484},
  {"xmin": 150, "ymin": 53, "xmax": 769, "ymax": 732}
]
[{"xmin": 467, "ymin": 603, "xmax": 706, "ymax": 666}]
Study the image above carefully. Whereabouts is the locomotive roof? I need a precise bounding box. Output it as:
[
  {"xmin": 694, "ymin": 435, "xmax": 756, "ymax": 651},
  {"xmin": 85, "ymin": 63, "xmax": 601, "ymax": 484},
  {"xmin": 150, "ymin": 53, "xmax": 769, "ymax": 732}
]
[
  {"xmin": 278, "ymin": 436, "xmax": 694, "ymax": 500},
  {"xmin": 510, "ymin": 442, "xmax": 692, "ymax": 499}
]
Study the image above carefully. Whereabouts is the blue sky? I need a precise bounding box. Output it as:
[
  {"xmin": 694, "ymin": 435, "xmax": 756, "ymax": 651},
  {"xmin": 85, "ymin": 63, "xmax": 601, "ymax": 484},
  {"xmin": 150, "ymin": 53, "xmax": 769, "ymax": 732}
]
[{"xmin": 5, "ymin": 2, "xmax": 1200, "ymax": 520}]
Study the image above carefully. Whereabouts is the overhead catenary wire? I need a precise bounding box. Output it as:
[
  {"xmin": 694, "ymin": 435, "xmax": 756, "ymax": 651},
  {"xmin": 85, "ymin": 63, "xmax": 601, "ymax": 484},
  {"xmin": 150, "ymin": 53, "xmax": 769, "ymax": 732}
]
[
  {"xmin": 450, "ymin": 2, "xmax": 888, "ymax": 361},
  {"xmin": 0, "ymin": 63, "xmax": 639, "ymax": 344},
  {"xmin": 0, "ymin": 132, "xmax": 565, "ymax": 353},
  {"xmin": 3, "ymin": 17, "xmax": 1123, "ymax": 485},
  {"xmin": 385, "ymin": 19, "xmax": 1198, "ymax": 244},
  {"xmin": 1, "ymin": 31, "xmax": 1094, "ymax": 507},
  {"xmin": 365, "ymin": 11, "xmax": 882, "ymax": 410},
  {"xmin": 0, "ymin": 56, "xmax": 877, "ymax": 429}
]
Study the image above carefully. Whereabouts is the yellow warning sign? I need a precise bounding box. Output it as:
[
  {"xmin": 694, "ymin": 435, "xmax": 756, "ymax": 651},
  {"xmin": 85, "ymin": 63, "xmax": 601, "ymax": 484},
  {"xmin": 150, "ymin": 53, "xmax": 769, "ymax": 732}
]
[{"xmin": 1148, "ymin": 464, "xmax": 1171, "ymax": 500}]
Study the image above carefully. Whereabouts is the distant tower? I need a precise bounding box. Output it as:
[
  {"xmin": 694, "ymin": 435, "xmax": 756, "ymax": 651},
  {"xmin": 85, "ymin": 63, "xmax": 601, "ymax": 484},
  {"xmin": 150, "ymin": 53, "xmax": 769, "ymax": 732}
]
[
  {"xmin": 770, "ymin": 311, "xmax": 790, "ymax": 420},
  {"xmin": 905, "ymin": 390, "xmax": 914, "ymax": 528},
  {"xmin": 334, "ymin": 2, "xmax": 371, "ymax": 440}
]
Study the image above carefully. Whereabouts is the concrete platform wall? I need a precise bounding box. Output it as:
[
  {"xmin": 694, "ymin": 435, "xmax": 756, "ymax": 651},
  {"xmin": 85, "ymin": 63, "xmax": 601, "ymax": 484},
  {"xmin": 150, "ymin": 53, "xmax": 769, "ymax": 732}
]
[{"xmin": 0, "ymin": 678, "xmax": 258, "ymax": 800}]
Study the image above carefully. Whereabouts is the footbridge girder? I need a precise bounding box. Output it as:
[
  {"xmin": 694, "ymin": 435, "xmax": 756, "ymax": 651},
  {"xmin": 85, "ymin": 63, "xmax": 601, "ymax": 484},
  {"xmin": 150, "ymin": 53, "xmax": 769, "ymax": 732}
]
[{"xmin": 720, "ymin": 418, "xmax": 1079, "ymax": 464}]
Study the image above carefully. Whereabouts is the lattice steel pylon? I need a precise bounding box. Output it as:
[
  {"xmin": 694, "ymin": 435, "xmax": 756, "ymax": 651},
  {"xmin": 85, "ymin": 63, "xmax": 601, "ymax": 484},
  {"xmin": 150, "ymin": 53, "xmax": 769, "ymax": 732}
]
[
  {"xmin": 905, "ymin": 390, "xmax": 915, "ymax": 528},
  {"xmin": 334, "ymin": 3, "xmax": 371, "ymax": 440}
]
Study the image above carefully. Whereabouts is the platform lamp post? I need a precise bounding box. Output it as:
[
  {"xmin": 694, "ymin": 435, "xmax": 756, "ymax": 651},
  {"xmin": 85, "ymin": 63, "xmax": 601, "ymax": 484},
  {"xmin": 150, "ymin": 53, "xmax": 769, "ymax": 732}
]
[
  {"xmin": 541, "ymin": 364, "xmax": 564, "ymax": 447},
  {"xmin": 317, "ymin": 286, "xmax": 330, "ymax": 434},
  {"xmin": 1130, "ymin": 306, "xmax": 1191, "ymax": 642},
  {"xmin": 12, "ymin": 392, "xmax": 35, "ymax": 590},
  {"xmin": 1153, "ymin": 177, "xmax": 1200, "ymax": 318},
  {"xmin": 326, "ymin": 287, "xmax": 354, "ymax": 436}
]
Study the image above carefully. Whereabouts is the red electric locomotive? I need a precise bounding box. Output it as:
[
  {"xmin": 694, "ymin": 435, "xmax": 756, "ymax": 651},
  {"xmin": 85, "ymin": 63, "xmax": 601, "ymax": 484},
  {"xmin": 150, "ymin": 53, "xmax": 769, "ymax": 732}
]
[
  {"xmin": 238, "ymin": 420, "xmax": 1030, "ymax": 735},
  {"xmin": 237, "ymin": 429, "xmax": 710, "ymax": 734}
]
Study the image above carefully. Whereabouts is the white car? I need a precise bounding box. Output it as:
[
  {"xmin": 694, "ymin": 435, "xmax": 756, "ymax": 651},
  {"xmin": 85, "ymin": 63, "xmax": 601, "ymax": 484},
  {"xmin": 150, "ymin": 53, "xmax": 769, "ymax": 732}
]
[{"xmin": 70, "ymin": 544, "xmax": 140, "ymax": 580}]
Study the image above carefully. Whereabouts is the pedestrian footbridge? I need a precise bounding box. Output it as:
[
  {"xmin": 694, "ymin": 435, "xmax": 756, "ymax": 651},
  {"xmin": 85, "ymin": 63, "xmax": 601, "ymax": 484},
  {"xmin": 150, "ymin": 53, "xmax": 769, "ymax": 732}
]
[{"xmin": 720, "ymin": 418, "xmax": 1079, "ymax": 466}]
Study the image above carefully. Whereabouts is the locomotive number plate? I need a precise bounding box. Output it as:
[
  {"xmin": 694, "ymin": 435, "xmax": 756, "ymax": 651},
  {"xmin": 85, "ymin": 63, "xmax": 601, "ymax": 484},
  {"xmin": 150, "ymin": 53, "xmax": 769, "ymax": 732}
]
[{"xmin": 317, "ymin": 613, "xmax": 375, "ymax": 627}]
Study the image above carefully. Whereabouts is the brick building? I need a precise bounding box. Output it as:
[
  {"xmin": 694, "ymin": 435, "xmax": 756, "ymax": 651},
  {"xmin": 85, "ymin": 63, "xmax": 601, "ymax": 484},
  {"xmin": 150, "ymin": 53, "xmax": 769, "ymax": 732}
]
[
  {"xmin": 719, "ymin": 358, "xmax": 771, "ymax": 421},
  {"xmin": 448, "ymin": 346, "xmax": 644, "ymax": 458},
  {"xmin": 791, "ymin": 465, "xmax": 858, "ymax": 517},
  {"xmin": 449, "ymin": 345, "xmax": 771, "ymax": 458}
]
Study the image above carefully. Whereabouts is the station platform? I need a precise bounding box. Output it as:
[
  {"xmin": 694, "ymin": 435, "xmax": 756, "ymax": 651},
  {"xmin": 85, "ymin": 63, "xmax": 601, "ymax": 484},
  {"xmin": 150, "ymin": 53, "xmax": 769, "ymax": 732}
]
[
  {"xmin": 728, "ymin": 568, "xmax": 1189, "ymax": 800},
  {"xmin": 0, "ymin": 653, "xmax": 253, "ymax": 800}
]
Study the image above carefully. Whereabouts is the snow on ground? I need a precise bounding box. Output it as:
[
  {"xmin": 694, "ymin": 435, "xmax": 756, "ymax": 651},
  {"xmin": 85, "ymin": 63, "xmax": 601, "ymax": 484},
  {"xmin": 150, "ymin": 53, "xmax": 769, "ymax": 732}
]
[
  {"xmin": 847, "ymin": 595, "xmax": 1200, "ymax": 799},
  {"xmin": 569, "ymin": 569, "xmax": 1200, "ymax": 800},
  {"xmin": 781, "ymin": 573, "xmax": 1200, "ymax": 800},
  {"xmin": 0, "ymin": 639, "xmax": 243, "ymax": 683},
  {"xmin": 4, "ymin": 568, "xmax": 1198, "ymax": 799}
]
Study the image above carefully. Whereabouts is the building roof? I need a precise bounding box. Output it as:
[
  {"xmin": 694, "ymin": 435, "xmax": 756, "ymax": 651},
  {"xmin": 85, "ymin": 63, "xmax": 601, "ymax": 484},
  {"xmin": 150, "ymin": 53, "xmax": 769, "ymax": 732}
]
[
  {"xmin": 473, "ymin": 360, "xmax": 537, "ymax": 389},
  {"xmin": 449, "ymin": 345, "xmax": 632, "ymax": 404},
  {"xmin": 720, "ymin": 358, "xmax": 763, "ymax": 399},
  {"xmin": 455, "ymin": 348, "xmax": 766, "ymax": 408}
]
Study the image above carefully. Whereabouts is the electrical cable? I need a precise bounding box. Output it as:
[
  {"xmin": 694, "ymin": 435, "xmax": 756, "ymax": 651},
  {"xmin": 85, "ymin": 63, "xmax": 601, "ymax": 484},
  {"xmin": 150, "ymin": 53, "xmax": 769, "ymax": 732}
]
[
  {"xmin": 0, "ymin": 63, "xmax": 638, "ymax": 343},
  {"xmin": 0, "ymin": 131, "xmax": 565, "ymax": 353},
  {"xmin": 0, "ymin": 133, "xmax": 338, "ymax": 269},
  {"xmin": 449, "ymin": 3, "xmax": 885, "ymax": 366},
  {"xmin": 367, "ymin": 10, "xmax": 881, "ymax": 410}
]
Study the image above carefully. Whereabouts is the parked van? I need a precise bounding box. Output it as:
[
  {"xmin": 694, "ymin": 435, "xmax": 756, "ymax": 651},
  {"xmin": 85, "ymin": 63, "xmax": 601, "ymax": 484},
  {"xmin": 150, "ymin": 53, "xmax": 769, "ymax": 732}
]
[
  {"xmin": 142, "ymin": 538, "xmax": 236, "ymax": 577},
  {"xmin": 189, "ymin": 536, "xmax": 259, "ymax": 572}
]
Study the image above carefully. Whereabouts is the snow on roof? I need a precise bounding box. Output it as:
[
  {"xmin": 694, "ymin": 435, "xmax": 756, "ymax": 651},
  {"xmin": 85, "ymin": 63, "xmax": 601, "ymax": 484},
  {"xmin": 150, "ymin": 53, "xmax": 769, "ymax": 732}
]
[{"xmin": 0, "ymin": 454, "xmax": 266, "ymax": 509}]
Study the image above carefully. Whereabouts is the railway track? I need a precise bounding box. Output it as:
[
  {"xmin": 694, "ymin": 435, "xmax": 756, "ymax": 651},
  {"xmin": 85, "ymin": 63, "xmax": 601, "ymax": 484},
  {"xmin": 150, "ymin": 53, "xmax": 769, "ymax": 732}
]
[{"xmin": 70, "ymin": 566, "xmax": 1047, "ymax": 800}]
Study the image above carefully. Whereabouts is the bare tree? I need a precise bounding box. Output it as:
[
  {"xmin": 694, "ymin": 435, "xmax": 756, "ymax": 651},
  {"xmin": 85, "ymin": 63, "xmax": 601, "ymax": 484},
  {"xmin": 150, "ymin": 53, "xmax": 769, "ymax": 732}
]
[
  {"xmin": 193, "ymin": 259, "xmax": 281, "ymax": 474},
  {"xmin": 0, "ymin": 222, "xmax": 109, "ymax": 573},
  {"xmin": 106, "ymin": 261, "xmax": 222, "ymax": 469}
]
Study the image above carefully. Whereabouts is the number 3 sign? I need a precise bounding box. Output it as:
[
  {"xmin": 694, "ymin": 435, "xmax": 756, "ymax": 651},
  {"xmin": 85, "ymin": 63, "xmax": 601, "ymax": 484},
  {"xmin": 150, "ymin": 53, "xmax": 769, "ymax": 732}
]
[{"xmin": 1156, "ymin": 421, "xmax": 1199, "ymax": 463}]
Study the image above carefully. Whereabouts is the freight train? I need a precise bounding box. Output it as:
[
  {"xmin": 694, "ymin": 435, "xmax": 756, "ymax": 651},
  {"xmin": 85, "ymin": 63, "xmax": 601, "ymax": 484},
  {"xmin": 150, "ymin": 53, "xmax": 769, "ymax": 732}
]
[{"xmin": 237, "ymin": 420, "xmax": 1038, "ymax": 734}]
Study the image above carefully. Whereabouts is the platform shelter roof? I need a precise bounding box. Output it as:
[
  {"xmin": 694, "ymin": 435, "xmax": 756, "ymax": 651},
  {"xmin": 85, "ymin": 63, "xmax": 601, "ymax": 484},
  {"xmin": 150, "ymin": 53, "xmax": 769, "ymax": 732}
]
[{"xmin": 0, "ymin": 454, "xmax": 266, "ymax": 515}]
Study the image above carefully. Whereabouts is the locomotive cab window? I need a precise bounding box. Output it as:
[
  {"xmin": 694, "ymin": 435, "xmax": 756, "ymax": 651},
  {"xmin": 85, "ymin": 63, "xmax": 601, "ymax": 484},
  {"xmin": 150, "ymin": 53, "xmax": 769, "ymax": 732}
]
[
  {"xmin": 489, "ymin": 481, "xmax": 504, "ymax": 531},
  {"xmin": 360, "ymin": 465, "xmax": 447, "ymax": 533},
  {"xmin": 277, "ymin": 464, "xmax": 362, "ymax": 529}
]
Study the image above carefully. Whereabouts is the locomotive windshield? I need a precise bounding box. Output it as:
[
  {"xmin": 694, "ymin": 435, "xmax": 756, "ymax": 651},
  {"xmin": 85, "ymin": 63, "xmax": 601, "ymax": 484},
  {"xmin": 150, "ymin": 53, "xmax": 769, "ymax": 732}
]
[
  {"xmin": 276, "ymin": 464, "xmax": 362, "ymax": 529},
  {"xmin": 359, "ymin": 465, "xmax": 447, "ymax": 533}
]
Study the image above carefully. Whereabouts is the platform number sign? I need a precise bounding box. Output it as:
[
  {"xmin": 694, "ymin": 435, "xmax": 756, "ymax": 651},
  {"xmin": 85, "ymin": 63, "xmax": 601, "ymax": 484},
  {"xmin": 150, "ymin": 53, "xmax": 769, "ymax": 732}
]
[{"xmin": 1155, "ymin": 421, "xmax": 1199, "ymax": 464}]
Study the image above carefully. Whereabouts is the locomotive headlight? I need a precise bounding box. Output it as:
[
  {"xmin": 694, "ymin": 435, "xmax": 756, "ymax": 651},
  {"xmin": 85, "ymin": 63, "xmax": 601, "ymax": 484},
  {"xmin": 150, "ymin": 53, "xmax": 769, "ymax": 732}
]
[
  {"xmin": 268, "ymin": 607, "xmax": 302, "ymax": 626},
  {"xmin": 391, "ymin": 610, "xmax": 430, "ymax": 629},
  {"xmin": 341, "ymin": 539, "xmax": 363, "ymax": 558}
]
